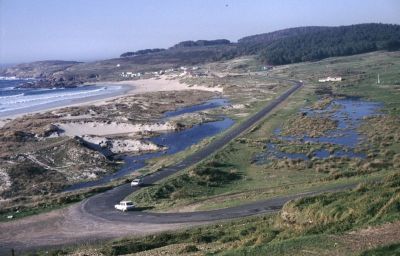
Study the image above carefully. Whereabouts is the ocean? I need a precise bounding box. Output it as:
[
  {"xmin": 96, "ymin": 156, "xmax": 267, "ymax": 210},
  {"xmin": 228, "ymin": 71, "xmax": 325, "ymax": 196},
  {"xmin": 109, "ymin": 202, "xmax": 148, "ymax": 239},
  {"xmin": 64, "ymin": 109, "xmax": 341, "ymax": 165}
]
[{"xmin": 0, "ymin": 78, "xmax": 123, "ymax": 118}]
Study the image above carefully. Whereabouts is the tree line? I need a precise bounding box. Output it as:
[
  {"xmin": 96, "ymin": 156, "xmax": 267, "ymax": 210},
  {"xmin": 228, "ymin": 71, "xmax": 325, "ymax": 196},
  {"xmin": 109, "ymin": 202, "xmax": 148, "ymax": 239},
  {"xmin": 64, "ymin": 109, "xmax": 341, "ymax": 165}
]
[{"xmin": 251, "ymin": 24, "xmax": 400, "ymax": 65}]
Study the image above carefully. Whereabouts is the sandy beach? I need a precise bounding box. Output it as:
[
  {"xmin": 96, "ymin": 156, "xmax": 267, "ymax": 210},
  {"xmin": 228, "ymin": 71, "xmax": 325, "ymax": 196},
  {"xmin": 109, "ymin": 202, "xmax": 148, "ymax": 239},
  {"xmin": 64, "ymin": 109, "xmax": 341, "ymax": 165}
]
[
  {"xmin": 78, "ymin": 76, "xmax": 223, "ymax": 108},
  {"xmin": 0, "ymin": 77, "xmax": 223, "ymax": 127}
]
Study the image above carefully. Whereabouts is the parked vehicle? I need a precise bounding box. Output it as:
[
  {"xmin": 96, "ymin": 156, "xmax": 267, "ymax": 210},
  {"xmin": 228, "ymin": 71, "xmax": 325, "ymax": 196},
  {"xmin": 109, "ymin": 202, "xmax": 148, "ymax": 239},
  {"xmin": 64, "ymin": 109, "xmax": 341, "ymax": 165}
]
[
  {"xmin": 131, "ymin": 178, "xmax": 143, "ymax": 187},
  {"xmin": 114, "ymin": 201, "xmax": 135, "ymax": 212}
]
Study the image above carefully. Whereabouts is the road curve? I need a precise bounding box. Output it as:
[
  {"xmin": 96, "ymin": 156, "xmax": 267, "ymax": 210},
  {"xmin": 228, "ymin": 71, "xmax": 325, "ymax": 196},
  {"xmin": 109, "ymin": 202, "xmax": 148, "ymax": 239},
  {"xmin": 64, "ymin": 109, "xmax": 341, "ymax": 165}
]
[
  {"xmin": 82, "ymin": 79, "xmax": 305, "ymax": 223},
  {"xmin": 0, "ymin": 79, "xmax": 359, "ymax": 253},
  {"xmin": 0, "ymin": 79, "xmax": 306, "ymax": 253}
]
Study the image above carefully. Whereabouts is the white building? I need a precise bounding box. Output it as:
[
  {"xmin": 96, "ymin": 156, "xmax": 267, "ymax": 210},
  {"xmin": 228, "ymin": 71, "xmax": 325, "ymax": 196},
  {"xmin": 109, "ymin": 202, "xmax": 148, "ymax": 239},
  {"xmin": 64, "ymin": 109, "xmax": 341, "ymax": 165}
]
[
  {"xmin": 121, "ymin": 72, "xmax": 141, "ymax": 78},
  {"xmin": 318, "ymin": 76, "xmax": 342, "ymax": 82}
]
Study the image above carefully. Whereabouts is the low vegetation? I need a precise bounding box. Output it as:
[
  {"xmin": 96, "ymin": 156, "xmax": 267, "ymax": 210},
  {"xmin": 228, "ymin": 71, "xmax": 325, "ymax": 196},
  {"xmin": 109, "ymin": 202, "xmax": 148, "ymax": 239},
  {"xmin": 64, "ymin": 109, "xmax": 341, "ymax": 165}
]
[
  {"xmin": 127, "ymin": 51, "xmax": 400, "ymax": 215},
  {"xmin": 37, "ymin": 173, "xmax": 400, "ymax": 255},
  {"xmin": 280, "ymin": 114, "xmax": 338, "ymax": 137},
  {"xmin": 359, "ymin": 243, "xmax": 400, "ymax": 256},
  {"xmin": 3, "ymin": 45, "xmax": 400, "ymax": 255},
  {"xmin": 130, "ymin": 160, "xmax": 241, "ymax": 207},
  {"xmin": 0, "ymin": 183, "xmax": 116, "ymax": 222},
  {"xmin": 0, "ymin": 90, "xmax": 220, "ymax": 218}
]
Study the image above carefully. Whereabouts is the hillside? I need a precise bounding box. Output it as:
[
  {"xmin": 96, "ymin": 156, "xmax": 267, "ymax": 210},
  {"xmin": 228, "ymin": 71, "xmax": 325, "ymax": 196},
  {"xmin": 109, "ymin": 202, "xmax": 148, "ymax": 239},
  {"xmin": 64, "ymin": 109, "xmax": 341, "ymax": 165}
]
[
  {"xmin": 236, "ymin": 26, "xmax": 330, "ymax": 55},
  {"xmin": 0, "ymin": 60, "xmax": 81, "ymax": 79},
  {"xmin": 0, "ymin": 44, "xmax": 237, "ymax": 88},
  {"xmin": 1, "ymin": 23, "xmax": 399, "ymax": 88},
  {"xmin": 248, "ymin": 23, "xmax": 400, "ymax": 64}
]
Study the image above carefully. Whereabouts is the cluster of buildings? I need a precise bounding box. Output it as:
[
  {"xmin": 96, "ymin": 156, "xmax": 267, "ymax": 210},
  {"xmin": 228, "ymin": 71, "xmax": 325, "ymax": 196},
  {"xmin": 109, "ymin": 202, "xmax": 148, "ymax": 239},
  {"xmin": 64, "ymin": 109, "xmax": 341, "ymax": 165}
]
[
  {"xmin": 180, "ymin": 66, "xmax": 199, "ymax": 71},
  {"xmin": 120, "ymin": 66, "xmax": 203, "ymax": 79},
  {"xmin": 318, "ymin": 76, "xmax": 342, "ymax": 82},
  {"xmin": 121, "ymin": 72, "xmax": 142, "ymax": 78}
]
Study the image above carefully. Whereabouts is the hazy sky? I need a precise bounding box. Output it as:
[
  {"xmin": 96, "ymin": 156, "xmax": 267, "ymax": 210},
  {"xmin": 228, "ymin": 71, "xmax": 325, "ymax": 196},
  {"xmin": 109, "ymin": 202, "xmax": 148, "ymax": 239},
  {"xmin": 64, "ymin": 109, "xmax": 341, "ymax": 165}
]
[{"xmin": 1, "ymin": 0, "xmax": 399, "ymax": 64}]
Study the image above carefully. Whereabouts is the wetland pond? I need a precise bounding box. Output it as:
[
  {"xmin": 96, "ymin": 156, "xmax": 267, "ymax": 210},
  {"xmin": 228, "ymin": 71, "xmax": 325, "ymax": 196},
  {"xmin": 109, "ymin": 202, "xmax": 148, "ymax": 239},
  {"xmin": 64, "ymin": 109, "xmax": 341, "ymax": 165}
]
[
  {"xmin": 65, "ymin": 98, "xmax": 234, "ymax": 191},
  {"xmin": 255, "ymin": 98, "xmax": 381, "ymax": 164}
]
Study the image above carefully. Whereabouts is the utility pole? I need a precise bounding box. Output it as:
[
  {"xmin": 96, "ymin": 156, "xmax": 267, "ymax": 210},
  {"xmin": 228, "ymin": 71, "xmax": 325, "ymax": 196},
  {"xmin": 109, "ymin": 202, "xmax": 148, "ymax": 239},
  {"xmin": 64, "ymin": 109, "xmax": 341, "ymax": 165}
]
[{"xmin": 377, "ymin": 73, "xmax": 380, "ymax": 84}]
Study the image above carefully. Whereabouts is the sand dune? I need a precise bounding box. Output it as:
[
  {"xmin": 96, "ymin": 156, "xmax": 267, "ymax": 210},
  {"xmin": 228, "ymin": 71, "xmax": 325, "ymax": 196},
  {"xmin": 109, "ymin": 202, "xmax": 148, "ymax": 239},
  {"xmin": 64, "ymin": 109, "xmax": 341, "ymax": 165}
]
[
  {"xmin": 81, "ymin": 135, "xmax": 162, "ymax": 154},
  {"xmin": 57, "ymin": 121, "xmax": 176, "ymax": 137}
]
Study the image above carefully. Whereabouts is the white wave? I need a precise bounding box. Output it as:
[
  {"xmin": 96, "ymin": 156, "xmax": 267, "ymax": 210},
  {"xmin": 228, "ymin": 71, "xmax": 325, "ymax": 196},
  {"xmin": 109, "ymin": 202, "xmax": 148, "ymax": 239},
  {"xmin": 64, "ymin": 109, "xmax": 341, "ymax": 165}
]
[
  {"xmin": 0, "ymin": 93, "xmax": 25, "ymax": 99},
  {"xmin": 1, "ymin": 88, "xmax": 105, "ymax": 105},
  {"xmin": 0, "ymin": 76, "xmax": 17, "ymax": 80},
  {"xmin": 0, "ymin": 86, "xmax": 121, "ymax": 113},
  {"xmin": 0, "ymin": 86, "xmax": 15, "ymax": 91},
  {"xmin": 0, "ymin": 76, "xmax": 34, "ymax": 81}
]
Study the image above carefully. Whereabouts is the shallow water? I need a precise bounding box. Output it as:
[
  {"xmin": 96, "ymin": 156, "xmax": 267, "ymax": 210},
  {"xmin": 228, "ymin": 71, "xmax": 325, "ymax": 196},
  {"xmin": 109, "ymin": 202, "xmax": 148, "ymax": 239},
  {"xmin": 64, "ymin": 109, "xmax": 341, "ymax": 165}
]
[
  {"xmin": 163, "ymin": 98, "xmax": 229, "ymax": 118},
  {"xmin": 64, "ymin": 98, "xmax": 234, "ymax": 191},
  {"xmin": 0, "ymin": 79, "xmax": 124, "ymax": 118},
  {"xmin": 255, "ymin": 98, "xmax": 381, "ymax": 163}
]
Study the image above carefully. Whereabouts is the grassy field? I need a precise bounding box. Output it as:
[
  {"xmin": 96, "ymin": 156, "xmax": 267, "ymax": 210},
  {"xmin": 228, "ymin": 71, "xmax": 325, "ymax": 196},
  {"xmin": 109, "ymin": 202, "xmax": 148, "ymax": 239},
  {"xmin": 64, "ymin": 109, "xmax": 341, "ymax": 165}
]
[{"xmin": 127, "ymin": 51, "xmax": 400, "ymax": 212}]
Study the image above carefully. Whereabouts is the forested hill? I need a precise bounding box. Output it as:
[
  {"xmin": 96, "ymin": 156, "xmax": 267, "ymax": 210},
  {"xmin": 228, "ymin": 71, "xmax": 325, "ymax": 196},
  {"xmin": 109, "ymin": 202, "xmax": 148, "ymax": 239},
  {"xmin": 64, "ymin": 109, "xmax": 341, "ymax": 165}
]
[
  {"xmin": 120, "ymin": 48, "xmax": 166, "ymax": 58},
  {"xmin": 119, "ymin": 24, "xmax": 400, "ymax": 66},
  {"xmin": 4, "ymin": 24, "xmax": 400, "ymax": 88},
  {"xmin": 238, "ymin": 23, "xmax": 400, "ymax": 65},
  {"xmin": 238, "ymin": 26, "xmax": 329, "ymax": 48},
  {"xmin": 171, "ymin": 39, "xmax": 232, "ymax": 49}
]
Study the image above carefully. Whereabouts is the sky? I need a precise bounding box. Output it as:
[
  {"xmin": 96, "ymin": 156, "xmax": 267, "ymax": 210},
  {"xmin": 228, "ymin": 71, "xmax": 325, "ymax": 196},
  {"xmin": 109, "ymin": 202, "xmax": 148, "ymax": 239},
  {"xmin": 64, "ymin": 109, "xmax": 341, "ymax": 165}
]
[{"xmin": 0, "ymin": 0, "xmax": 399, "ymax": 64}]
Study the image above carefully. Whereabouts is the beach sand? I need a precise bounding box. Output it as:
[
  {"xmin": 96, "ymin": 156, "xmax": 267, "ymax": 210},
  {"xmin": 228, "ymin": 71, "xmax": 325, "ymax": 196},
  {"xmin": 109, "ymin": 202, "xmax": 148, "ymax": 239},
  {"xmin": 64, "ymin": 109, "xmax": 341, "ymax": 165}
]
[
  {"xmin": 0, "ymin": 77, "xmax": 223, "ymax": 127},
  {"xmin": 57, "ymin": 121, "xmax": 176, "ymax": 137}
]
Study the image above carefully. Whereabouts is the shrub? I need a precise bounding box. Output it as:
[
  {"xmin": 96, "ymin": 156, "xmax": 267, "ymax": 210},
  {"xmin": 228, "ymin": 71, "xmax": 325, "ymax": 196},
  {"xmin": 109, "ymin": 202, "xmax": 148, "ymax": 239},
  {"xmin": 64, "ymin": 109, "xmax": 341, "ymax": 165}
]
[{"xmin": 180, "ymin": 244, "xmax": 199, "ymax": 253}]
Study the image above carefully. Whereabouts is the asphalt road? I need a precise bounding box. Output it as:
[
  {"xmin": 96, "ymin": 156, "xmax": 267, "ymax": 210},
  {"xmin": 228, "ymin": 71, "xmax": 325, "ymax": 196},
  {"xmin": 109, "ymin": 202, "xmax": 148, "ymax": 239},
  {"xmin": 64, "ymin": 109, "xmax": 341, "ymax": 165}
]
[
  {"xmin": 82, "ymin": 79, "xmax": 306, "ymax": 223},
  {"xmin": 0, "ymin": 79, "xmax": 359, "ymax": 254}
]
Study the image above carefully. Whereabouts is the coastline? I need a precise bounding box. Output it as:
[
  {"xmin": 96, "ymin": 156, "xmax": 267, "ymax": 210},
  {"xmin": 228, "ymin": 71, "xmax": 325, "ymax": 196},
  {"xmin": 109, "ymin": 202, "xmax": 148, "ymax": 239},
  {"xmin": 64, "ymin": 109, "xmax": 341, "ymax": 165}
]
[{"xmin": 0, "ymin": 77, "xmax": 223, "ymax": 127}]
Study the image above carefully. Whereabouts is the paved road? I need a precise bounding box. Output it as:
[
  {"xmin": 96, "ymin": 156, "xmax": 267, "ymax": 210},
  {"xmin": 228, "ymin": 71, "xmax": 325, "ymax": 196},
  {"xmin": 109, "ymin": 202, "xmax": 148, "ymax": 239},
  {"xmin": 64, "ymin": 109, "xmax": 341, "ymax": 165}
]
[
  {"xmin": 0, "ymin": 78, "xmax": 355, "ymax": 253},
  {"xmin": 82, "ymin": 79, "xmax": 304, "ymax": 222}
]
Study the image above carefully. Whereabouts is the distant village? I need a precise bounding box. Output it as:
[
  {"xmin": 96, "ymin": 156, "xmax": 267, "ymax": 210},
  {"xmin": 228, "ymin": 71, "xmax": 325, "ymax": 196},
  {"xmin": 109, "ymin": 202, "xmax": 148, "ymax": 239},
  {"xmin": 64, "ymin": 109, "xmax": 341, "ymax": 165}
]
[
  {"xmin": 120, "ymin": 66, "xmax": 207, "ymax": 79},
  {"xmin": 119, "ymin": 64, "xmax": 277, "ymax": 80}
]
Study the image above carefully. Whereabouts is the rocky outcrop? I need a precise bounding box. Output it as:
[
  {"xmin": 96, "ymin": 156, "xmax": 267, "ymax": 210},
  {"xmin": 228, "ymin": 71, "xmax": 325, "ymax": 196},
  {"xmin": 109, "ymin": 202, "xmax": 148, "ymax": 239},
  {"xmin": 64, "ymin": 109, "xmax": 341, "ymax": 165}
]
[
  {"xmin": 17, "ymin": 77, "xmax": 83, "ymax": 88},
  {"xmin": 81, "ymin": 135, "xmax": 163, "ymax": 154},
  {"xmin": 0, "ymin": 60, "xmax": 80, "ymax": 79}
]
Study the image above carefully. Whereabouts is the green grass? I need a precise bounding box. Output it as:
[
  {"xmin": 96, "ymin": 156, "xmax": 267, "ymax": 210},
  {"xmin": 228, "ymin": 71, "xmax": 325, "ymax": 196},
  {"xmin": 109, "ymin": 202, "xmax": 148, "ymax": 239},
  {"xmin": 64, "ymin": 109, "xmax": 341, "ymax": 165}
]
[
  {"xmin": 24, "ymin": 51, "xmax": 400, "ymax": 255},
  {"xmin": 359, "ymin": 243, "xmax": 400, "ymax": 256},
  {"xmin": 128, "ymin": 85, "xmax": 324, "ymax": 210},
  {"xmin": 222, "ymin": 235, "xmax": 342, "ymax": 256},
  {"xmin": 127, "ymin": 51, "xmax": 400, "ymax": 212},
  {"xmin": 38, "ymin": 172, "xmax": 400, "ymax": 256},
  {"xmin": 0, "ymin": 183, "xmax": 117, "ymax": 222},
  {"xmin": 0, "ymin": 203, "xmax": 71, "ymax": 222}
]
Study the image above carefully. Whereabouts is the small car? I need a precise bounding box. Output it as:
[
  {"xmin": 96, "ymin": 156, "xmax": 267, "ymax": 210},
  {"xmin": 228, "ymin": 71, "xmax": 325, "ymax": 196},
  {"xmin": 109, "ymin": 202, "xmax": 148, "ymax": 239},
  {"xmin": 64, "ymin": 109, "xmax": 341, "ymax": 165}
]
[
  {"xmin": 114, "ymin": 201, "xmax": 135, "ymax": 212},
  {"xmin": 131, "ymin": 178, "xmax": 143, "ymax": 187}
]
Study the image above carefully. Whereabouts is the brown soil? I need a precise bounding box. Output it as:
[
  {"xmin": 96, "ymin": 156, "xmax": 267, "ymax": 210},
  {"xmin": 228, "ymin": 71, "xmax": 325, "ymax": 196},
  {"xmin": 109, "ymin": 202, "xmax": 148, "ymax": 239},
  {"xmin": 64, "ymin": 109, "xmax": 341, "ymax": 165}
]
[{"xmin": 0, "ymin": 203, "xmax": 198, "ymax": 254}]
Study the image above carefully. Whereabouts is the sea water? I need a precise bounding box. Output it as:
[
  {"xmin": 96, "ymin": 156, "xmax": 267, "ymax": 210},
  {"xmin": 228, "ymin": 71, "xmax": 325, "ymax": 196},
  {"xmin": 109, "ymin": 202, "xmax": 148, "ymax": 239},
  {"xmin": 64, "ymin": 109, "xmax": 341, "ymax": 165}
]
[{"xmin": 0, "ymin": 78, "xmax": 123, "ymax": 117}]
